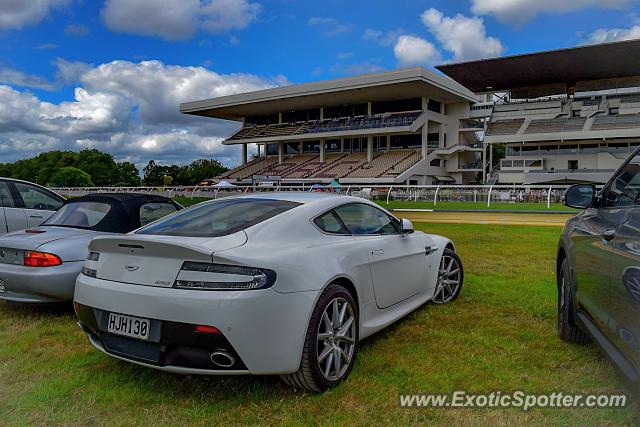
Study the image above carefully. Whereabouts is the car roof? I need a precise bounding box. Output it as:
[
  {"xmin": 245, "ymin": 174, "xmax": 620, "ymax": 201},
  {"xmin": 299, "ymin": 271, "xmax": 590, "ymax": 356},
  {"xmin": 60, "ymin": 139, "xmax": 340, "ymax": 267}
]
[
  {"xmin": 230, "ymin": 192, "xmax": 350, "ymax": 205},
  {"xmin": 52, "ymin": 193, "xmax": 179, "ymax": 233}
]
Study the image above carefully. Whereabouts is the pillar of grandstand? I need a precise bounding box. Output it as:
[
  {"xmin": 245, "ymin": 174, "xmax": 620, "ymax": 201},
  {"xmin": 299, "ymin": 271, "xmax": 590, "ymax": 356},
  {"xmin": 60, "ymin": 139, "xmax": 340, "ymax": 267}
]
[
  {"xmin": 180, "ymin": 68, "xmax": 484, "ymax": 185},
  {"xmin": 437, "ymin": 39, "xmax": 640, "ymax": 184}
]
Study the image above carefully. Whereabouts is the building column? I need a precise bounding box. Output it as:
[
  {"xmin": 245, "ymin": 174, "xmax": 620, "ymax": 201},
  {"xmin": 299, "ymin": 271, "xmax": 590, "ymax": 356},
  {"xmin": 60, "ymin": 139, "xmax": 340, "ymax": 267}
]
[
  {"xmin": 421, "ymin": 96, "xmax": 429, "ymax": 112},
  {"xmin": 386, "ymin": 135, "xmax": 391, "ymax": 152},
  {"xmin": 421, "ymin": 121, "xmax": 429, "ymax": 159},
  {"xmin": 367, "ymin": 102, "xmax": 372, "ymax": 116},
  {"xmin": 340, "ymin": 138, "xmax": 344, "ymax": 153},
  {"xmin": 482, "ymin": 142, "xmax": 487, "ymax": 184},
  {"xmin": 367, "ymin": 135, "xmax": 374, "ymax": 162},
  {"xmin": 489, "ymin": 143, "xmax": 493, "ymax": 171},
  {"xmin": 319, "ymin": 107, "xmax": 324, "ymax": 120},
  {"xmin": 257, "ymin": 144, "xmax": 261, "ymax": 158},
  {"xmin": 439, "ymin": 124, "xmax": 445, "ymax": 148},
  {"xmin": 278, "ymin": 112, "xmax": 282, "ymax": 124},
  {"xmin": 299, "ymin": 141, "xmax": 304, "ymax": 154},
  {"xmin": 320, "ymin": 139, "xmax": 325, "ymax": 162},
  {"xmin": 242, "ymin": 144, "xmax": 248, "ymax": 165},
  {"xmin": 278, "ymin": 143, "xmax": 283, "ymax": 164}
]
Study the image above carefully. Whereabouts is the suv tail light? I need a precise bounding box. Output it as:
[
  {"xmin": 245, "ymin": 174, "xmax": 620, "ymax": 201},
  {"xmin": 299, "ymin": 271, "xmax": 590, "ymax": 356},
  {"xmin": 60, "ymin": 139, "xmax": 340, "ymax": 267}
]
[{"xmin": 24, "ymin": 251, "xmax": 62, "ymax": 267}]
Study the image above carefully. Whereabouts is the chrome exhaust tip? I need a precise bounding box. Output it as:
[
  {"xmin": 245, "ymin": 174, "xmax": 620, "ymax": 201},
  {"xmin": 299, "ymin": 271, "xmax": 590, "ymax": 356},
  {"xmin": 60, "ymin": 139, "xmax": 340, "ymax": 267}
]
[{"xmin": 210, "ymin": 350, "xmax": 236, "ymax": 368}]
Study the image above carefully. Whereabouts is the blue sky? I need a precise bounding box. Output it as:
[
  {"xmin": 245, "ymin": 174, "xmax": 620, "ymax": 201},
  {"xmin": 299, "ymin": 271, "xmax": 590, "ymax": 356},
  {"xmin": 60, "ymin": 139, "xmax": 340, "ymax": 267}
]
[{"xmin": 0, "ymin": 0, "xmax": 639, "ymax": 168}]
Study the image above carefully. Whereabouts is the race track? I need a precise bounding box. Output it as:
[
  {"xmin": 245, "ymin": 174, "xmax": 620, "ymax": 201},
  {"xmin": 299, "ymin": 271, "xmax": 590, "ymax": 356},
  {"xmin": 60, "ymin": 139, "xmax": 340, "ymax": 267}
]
[{"xmin": 394, "ymin": 210, "xmax": 573, "ymax": 227}]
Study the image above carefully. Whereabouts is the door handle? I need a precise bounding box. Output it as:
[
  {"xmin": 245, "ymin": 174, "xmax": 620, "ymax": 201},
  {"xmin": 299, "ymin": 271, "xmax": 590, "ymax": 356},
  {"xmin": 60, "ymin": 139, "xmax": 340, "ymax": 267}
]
[
  {"xmin": 602, "ymin": 229, "xmax": 616, "ymax": 241},
  {"xmin": 29, "ymin": 215, "xmax": 43, "ymax": 219},
  {"xmin": 371, "ymin": 249, "xmax": 385, "ymax": 256},
  {"xmin": 425, "ymin": 246, "xmax": 438, "ymax": 256}
]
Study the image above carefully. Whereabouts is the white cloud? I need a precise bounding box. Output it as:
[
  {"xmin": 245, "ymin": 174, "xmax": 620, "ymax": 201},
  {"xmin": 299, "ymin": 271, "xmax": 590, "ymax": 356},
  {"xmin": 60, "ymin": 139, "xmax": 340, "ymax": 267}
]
[
  {"xmin": 471, "ymin": 0, "xmax": 633, "ymax": 24},
  {"xmin": 586, "ymin": 25, "xmax": 640, "ymax": 43},
  {"xmin": 363, "ymin": 28, "xmax": 403, "ymax": 46},
  {"xmin": 393, "ymin": 35, "xmax": 440, "ymax": 67},
  {"xmin": 0, "ymin": 61, "xmax": 286, "ymax": 167},
  {"xmin": 101, "ymin": 0, "xmax": 260, "ymax": 40},
  {"xmin": 308, "ymin": 17, "xmax": 350, "ymax": 36},
  {"xmin": 331, "ymin": 62, "xmax": 385, "ymax": 76},
  {"xmin": 421, "ymin": 8, "xmax": 504, "ymax": 61},
  {"xmin": 0, "ymin": 0, "xmax": 68, "ymax": 31},
  {"xmin": 64, "ymin": 23, "xmax": 90, "ymax": 36},
  {"xmin": 0, "ymin": 68, "xmax": 56, "ymax": 91}
]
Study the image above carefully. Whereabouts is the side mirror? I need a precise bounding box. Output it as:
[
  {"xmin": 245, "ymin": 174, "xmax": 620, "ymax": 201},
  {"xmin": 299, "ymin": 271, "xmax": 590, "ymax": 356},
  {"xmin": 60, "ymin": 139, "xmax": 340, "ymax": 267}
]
[
  {"xmin": 564, "ymin": 184, "xmax": 596, "ymax": 209},
  {"xmin": 401, "ymin": 218, "xmax": 414, "ymax": 234}
]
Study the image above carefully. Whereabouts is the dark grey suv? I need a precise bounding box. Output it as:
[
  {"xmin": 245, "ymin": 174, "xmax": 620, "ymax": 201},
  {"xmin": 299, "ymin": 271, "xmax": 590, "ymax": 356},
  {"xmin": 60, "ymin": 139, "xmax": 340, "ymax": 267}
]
[{"xmin": 558, "ymin": 149, "xmax": 640, "ymax": 396}]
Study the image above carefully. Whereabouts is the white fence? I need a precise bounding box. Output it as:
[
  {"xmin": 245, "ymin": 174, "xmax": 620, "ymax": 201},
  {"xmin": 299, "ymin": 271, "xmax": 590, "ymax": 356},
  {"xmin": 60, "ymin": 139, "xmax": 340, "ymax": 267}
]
[{"xmin": 49, "ymin": 184, "xmax": 590, "ymax": 209}]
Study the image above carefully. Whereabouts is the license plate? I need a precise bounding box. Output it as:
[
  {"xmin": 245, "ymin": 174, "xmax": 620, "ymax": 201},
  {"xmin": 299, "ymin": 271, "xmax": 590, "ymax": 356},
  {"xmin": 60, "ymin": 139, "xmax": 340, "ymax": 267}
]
[{"xmin": 107, "ymin": 313, "xmax": 150, "ymax": 340}]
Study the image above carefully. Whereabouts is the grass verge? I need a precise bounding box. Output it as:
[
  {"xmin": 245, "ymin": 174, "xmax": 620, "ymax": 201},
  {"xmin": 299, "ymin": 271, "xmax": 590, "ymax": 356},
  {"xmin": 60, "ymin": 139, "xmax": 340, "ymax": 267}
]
[{"xmin": 0, "ymin": 224, "xmax": 636, "ymax": 425}]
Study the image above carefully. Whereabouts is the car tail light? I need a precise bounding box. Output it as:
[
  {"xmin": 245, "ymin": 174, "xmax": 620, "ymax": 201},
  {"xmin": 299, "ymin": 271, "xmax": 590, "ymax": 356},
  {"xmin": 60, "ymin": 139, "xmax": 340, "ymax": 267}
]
[
  {"xmin": 174, "ymin": 262, "xmax": 276, "ymax": 291},
  {"xmin": 81, "ymin": 252, "xmax": 100, "ymax": 277},
  {"xmin": 195, "ymin": 325, "xmax": 220, "ymax": 334},
  {"xmin": 23, "ymin": 251, "xmax": 62, "ymax": 267}
]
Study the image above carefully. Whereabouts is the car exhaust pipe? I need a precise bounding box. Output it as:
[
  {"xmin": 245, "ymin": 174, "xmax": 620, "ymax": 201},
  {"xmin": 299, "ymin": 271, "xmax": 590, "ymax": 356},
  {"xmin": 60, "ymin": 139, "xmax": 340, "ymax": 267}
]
[{"xmin": 210, "ymin": 350, "xmax": 236, "ymax": 368}]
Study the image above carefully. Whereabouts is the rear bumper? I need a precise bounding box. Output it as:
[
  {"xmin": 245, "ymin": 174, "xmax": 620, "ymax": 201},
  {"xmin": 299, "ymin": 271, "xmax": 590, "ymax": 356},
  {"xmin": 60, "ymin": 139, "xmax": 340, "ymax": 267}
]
[
  {"xmin": 74, "ymin": 274, "xmax": 319, "ymax": 375},
  {"xmin": 0, "ymin": 261, "xmax": 83, "ymax": 303}
]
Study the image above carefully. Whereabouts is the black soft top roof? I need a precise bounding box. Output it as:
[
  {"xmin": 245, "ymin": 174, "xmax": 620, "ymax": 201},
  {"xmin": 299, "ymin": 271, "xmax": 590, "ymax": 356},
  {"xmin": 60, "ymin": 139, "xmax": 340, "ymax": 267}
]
[{"xmin": 53, "ymin": 193, "xmax": 178, "ymax": 233}]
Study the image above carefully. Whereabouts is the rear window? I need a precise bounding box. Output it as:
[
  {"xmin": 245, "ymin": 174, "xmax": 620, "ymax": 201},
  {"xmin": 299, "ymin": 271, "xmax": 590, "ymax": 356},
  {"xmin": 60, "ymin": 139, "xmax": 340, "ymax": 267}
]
[
  {"xmin": 136, "ymin": 198, "xmax": 300, "ymax": 237},
  {"xmin": 139, "ymin": 202, "xmax": 179, "ymax": 226},
  {"xmin": 43, "ymin": 202, "xmax": 111, "ymax": 228}
]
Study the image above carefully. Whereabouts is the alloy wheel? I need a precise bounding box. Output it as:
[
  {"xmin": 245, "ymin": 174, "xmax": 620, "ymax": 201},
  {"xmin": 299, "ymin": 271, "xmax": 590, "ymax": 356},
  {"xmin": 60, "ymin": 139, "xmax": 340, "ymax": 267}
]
[
  {"xmin": 317, "ymin": 297, "xmax": 356, "ymax": 381},
  {"xmin": 433, "ymin": 254, "xmax": 462, "ymax": 304}
]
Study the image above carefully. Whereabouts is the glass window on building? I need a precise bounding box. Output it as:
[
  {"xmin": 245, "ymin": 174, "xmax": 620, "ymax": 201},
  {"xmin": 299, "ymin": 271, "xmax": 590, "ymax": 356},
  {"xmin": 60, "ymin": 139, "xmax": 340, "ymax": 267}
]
[
  {"xmin": 371, "ymin": 98, "xmax": 422, "ymax": 115},
  {"xmin": 579, "ymin": 143, "xmax": 599, "ymax": 154},
  {"xmin": 427, "ymin": 99, "xmax": 441, "ymax": 113},
  {"xmin": 390, "ymin": 134, "xmax": 421, "ymax": 149},
  {"xmin": 266, "ymin": 144, "xmax": 279, "ymax": 156},
  {"xmin": 558, "ymin": 144, "xmax": 578, "ymax": 155},
  {"xmin": 285, "ymin": 142, "xmax": 300, "ymax": 155},
  {"xmin": 568, "ymin": 160, "xmax": 578, "ymax": 170},
  {"xmin": 303, "ymin": 141, "xmax": 320, "ymax": 153},
  {"xmin": 325, "ymin": 139, "xmax": 341, "ymax": 152}
]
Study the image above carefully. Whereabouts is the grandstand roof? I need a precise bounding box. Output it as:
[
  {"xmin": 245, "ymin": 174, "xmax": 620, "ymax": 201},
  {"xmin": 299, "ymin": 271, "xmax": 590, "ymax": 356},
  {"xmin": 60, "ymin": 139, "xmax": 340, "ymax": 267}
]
[
  {"xmin": 179, "ymin": 67, "xmax": 477, "ymax": 121},
  {"xmin": 436, "ymin": 39, "xmax": 640, "ymax": 94}
]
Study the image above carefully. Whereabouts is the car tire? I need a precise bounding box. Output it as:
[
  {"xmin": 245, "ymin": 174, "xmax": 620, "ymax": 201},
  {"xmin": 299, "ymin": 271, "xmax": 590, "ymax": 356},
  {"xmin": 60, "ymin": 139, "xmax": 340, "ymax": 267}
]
[
  {"xmin": 281, "ymin": 284, "xmax": 358, "ymax": 392},
  {"xmin": 431, "ymin": 248, "xmax": 464, "ymax": 304},
  {"xmin": 557, "ymin": 258, "xmax": 590, "ymax": 344}
]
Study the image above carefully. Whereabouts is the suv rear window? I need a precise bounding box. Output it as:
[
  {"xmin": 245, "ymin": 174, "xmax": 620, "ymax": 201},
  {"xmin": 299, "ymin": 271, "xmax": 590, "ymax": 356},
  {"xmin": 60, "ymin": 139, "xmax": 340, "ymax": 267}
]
[{"xmin": 136, "ymin": 198, "xmax": 300, "ymax": 237}]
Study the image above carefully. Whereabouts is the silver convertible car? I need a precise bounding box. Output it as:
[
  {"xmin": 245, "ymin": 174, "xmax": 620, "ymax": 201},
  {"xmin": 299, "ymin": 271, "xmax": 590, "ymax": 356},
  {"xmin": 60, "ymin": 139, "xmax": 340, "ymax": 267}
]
[
  {"xmin": 74, "ymin": 193, "xmax": 463, "ymax": 392},
  {"xmin": 0, "ymin": 193, "xmax": 181, "ymax": 303}
]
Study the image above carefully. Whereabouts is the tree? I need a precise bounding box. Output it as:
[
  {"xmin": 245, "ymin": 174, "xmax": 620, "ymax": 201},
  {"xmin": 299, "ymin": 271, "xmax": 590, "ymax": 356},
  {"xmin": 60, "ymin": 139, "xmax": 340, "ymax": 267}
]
[
  {"xmin": 184, "ymin": 159, "xmax": 227, "ymax": 184},
  {"xmin": 50, "ymin": 167, "xmax": 94, "ymax": 187},
  {"xmin": 116, "ymin": 162, "xmax": 141, "ymax": 186},
  {"xmin": 143, "ymin": 160, "xmax": 165, "ymax": 186}
]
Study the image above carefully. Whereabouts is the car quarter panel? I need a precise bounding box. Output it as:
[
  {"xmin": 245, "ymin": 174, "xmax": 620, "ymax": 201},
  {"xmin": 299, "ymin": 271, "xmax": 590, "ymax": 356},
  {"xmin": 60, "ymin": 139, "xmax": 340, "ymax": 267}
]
[
  {"xmin": 74, "ymin": 274, "xmax": 318, "ymax": 374},
  {"xmin": 0, "ymin": 261, "xmax": 84, "ymax": 302}
]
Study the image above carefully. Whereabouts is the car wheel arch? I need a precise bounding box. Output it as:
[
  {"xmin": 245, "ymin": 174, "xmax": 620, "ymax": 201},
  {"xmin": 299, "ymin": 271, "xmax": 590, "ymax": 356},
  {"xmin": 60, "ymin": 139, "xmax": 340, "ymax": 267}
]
[{"xmin": 557, "ymin": 246, "xmax": 567, "ymax": 288}]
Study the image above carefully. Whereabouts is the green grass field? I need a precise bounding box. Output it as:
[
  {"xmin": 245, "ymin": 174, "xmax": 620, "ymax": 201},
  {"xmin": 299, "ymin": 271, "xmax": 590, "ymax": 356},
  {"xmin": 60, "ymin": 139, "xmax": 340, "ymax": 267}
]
[
  {"xmin": 174, "ymin": 196, "xmax": 576, "ymax": 212},
  {"xmin": 1, "ymin": 223, "xmax": 636, "ymax": 426}
]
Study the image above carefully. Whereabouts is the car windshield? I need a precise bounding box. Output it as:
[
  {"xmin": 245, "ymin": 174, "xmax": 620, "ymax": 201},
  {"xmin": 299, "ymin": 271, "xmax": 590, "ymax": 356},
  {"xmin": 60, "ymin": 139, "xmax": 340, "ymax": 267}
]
[
  {"xmin": 136, "ymin": 198, "xmax": 300, "ymax": 237},
  {"xmin": 43, "ymin": 202, "xmax": 111, "ymax": 228}
]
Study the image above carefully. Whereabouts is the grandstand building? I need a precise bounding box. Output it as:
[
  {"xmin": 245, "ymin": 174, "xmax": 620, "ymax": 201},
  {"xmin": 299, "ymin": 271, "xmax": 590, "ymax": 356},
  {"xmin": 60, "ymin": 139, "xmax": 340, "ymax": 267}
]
[
  {"xmin": 180, "ymin": 68, "xmax": 483, "ymax": 185},
  {"xmin": 438, "ymin": 39, "xmax": 640, "ymax": 185}
]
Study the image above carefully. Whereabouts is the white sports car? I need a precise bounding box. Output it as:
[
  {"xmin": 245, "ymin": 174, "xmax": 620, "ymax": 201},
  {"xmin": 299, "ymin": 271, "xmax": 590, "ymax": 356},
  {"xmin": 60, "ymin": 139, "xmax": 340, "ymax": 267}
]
[{"xmin": 74, "ymin": 193, "xmax": 463, "ymax": 392}]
